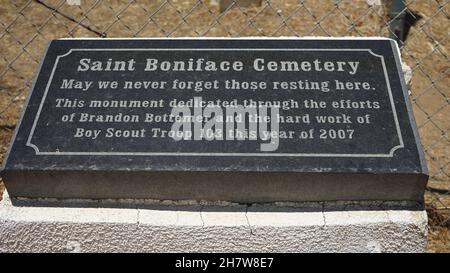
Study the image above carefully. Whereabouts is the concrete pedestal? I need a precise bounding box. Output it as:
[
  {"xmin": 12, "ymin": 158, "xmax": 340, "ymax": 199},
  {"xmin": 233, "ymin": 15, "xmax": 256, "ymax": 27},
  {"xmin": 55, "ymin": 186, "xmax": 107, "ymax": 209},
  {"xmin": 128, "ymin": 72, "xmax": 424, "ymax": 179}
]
[{"xmin": 0, "ymin": 191, "xmax": 427, "ymax": 253}]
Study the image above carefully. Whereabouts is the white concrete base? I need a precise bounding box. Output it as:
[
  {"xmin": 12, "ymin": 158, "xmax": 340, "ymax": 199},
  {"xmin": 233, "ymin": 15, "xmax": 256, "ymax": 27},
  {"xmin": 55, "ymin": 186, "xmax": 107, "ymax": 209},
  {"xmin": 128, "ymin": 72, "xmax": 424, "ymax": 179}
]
[{"xmin": 0, "ymin": 191, "xmax": 427, "ymax": 253}]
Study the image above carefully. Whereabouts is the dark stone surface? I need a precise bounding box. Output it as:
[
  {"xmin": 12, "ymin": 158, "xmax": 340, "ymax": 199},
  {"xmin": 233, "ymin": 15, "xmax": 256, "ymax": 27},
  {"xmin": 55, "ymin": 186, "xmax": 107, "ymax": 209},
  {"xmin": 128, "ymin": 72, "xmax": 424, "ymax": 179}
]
[{"xmin": 1, "ymin": 38, "xmax": 428, "ymax": 202}]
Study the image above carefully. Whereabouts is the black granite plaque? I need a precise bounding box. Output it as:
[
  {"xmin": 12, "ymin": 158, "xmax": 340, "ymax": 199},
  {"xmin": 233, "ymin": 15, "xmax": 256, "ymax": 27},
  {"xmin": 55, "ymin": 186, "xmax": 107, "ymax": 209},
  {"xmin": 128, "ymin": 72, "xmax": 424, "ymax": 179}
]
[{"xmin": 1, "ymin": 38, "xmax": 428, "ymax": 202}]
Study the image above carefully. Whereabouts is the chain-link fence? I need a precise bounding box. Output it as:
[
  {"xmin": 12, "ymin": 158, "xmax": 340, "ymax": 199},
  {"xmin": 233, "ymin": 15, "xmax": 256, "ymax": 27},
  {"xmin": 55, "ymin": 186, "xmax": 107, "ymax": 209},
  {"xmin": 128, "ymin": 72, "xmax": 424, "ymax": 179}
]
[{"xmin": 0, "ymin": 0, "xmax": 448, "ymax": 251}]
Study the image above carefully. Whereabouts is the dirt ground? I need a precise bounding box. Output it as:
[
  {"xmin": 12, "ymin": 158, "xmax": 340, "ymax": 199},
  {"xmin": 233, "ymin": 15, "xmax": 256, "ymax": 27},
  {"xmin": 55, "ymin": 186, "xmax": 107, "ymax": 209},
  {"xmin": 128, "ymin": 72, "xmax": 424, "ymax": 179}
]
[
  {"xmin": 0, "ymin": 0, "xmax": 448, "ymax": 252},
  {"xmin": 0, "ymin": 182, "xmax": 3, "ymax": 201}
]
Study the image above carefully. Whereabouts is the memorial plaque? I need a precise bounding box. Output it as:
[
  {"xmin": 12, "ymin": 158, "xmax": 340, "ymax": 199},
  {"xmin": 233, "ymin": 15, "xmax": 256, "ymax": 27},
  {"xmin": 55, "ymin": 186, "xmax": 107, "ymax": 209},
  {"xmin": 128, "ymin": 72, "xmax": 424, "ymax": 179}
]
[{"xmin": 1, "ymin": 38, "xmax": 428, "ymax": 202}]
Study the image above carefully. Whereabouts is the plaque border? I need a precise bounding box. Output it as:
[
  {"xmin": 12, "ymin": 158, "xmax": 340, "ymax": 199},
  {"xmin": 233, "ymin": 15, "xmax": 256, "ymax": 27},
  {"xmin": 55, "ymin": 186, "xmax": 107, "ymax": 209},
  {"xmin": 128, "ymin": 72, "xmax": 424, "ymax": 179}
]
[{"xmin": 26, "ymin": 48, "xmax": 404, "ymax": 157}]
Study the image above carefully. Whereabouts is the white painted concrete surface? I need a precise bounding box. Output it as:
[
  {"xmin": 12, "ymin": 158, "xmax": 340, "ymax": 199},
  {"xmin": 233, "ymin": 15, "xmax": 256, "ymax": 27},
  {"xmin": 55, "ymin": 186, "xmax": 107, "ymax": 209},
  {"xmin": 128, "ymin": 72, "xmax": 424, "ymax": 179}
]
[{"xmin": 0, "ymin": 191, "xmax": 427, "ymax": 253}]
